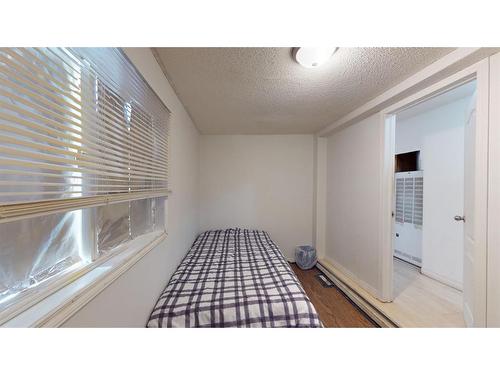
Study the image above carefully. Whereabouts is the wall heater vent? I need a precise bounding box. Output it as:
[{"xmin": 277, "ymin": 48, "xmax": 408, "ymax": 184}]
[
  {"xmin": 394, "ymin": 170, "xmax": 424, "ymax": 267},
  {"xmin": 395, "ymin": 173, "xmax": 423, "ymax": 227}
]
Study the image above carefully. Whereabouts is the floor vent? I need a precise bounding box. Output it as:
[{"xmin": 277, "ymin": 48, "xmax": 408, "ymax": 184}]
[{"xmin": 315, "ymin": 273, "xmax": 335, "ymax": 288}]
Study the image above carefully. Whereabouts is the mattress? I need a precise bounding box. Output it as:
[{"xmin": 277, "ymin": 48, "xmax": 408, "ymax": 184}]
[{"xmin": 147, "ymin": 228, "xmax": 322, "ymax": 328}]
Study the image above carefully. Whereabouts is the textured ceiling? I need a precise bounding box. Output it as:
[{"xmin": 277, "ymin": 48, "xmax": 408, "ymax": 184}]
[{"xmin": 155, "ymin": 48, "xmax": 454, "ymax": 134}]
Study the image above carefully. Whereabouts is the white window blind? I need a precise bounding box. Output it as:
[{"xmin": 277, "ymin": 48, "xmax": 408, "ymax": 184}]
[{"xmin": 0, "ymin": 48, "xmax": 170, "ymax": 223}]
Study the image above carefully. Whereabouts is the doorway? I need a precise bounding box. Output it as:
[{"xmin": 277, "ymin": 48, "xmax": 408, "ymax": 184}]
[
  {"xmin": 393, "ymin": 81, "xmax": 475, "ymax": 287},
  {"xmin": 380, "ymin": 60, "xmax": 489, "ymax": 327},
  {"xmin": 391, "ymin": 82, "xmax": 475, "ymax": 326}
]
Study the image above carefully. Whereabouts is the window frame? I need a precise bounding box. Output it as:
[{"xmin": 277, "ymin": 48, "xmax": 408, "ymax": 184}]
[
  {"xmin": 0, "ymin": 48, "xmax": 170, "ymax": 325},
  {"xmin": 1, "ymin": 229, "xmax": 167, "ymax": 327},
  {"xmin": 0, "ymin": 191, "xmax": 168, "ymax": 325},
  {"xmin": 0, "ymin": 198, "xmax": 167, "ymax": 325}
]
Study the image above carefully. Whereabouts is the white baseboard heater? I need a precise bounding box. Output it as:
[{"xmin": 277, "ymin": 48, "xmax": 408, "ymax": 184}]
[{"xmin": 316, "ymin": 261, "xmax": 398, "ymax": 328}]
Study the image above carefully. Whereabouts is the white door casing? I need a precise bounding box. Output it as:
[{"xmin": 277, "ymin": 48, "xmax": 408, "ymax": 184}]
[
  {"xmin": 487, "ymin": 52, "xmax": 500, "ymax": 327},
  {"xmin": 462, "ymin": 59, "xmax": 489, "ymax": 327},
  {"xmin": 463, "ymin": 90, "xmax": 477, "ymax": 327}
]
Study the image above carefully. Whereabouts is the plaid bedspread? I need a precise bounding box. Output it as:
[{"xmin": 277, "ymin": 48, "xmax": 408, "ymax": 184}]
[{"xmin": 147, "ymin": 228, "xmax": 322, "ymax": 328}]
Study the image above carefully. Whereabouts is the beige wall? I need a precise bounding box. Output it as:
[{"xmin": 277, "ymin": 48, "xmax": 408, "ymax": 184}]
[
  {"xmin": 324, "ymin": 114, "xmax": 383, "ymax": 296},
  {"xmin": 63, "ymin": 48, "xmax": 200, "ymax": 327},
  {"xmin": 199, "ymin": 135, "xmax": 315, "ymax": 261}
]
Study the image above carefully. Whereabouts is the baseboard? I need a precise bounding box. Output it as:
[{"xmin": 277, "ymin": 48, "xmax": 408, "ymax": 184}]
[
  {"xmin": 394, "ymin": 255, "xmax": 421, "ymax": 269},
  {"xmin": 316, "ymin": 261, "xmax": 398, "ymax": 328},
  {"xmin": 319, "ymin": 258, "xmax": 384, "ymax": 301},
  {"xmin": 421, "ymin": 267, "xmax": 463, "ymax": 291}
]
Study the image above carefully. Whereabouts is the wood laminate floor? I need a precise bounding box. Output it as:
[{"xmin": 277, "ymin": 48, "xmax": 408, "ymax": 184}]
[
  {"xmin": 391, "ymin": 258, "xmax": 465, "ymax": 327},
  {"xmin": 290, "ymin": 263, "xmax": 377, "ymax": 328}
]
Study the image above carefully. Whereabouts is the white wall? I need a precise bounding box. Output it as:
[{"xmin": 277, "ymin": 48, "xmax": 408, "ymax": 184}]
[
  {"xmin": 199, "ymin": 135, "xmax": 314, "ymax": 261},
  {"xmin": 63, "ymin": 48, "xmax": 200, "ymax": 327},
  {"xmin": 322, "ymin": 94, "xmax": 472, "ymax": 299},
  {"xmin": 314, "ymin": 137, "xmax": 327, "ymax": 260},
  {"xmin": 324, "ymin": 113, "xmax": 384, "ymax": 297},
  {"xmin": 396, "ymin": 96, "xmax": 471, "ymax": 289}
]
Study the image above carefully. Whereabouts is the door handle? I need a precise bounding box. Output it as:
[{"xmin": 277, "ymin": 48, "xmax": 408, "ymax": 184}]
[{"xmin": 454, "ymin": 215, "xmax": 465, "ymax": 222}]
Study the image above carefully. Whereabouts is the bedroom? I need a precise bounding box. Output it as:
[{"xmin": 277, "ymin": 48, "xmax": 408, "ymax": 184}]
[{"xmin": 1, "ymin": 1, "xmax": 500, "ymax": 374}]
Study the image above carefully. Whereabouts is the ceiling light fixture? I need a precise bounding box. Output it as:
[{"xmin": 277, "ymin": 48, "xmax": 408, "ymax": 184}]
[{"xmin": 292, "ymin": 47, "xmax": 338, "ymax": 68}]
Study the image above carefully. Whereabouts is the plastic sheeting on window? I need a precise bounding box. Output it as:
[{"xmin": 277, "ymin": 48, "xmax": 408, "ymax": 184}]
[
  {"xmin": 0, "ymin": 210, "xmax": 87, "ymax": 306},
  {"xmin": 131, "ymin": 197, "xmax": 166, "ymax": 238},
  {"xmin": 0, "ymin": 197, "xmax": 166, "ymax": 308},
  {"xmin": 153, "ymin": 197, "xmax": 166, "ymax": 232},
  {"xmin": 97, "ymin": 197, "xmax": 166, "ymax": 255},
  {"xmin": 96, "ymin": 201, "xmax": 130, "ymax": 254},
  {"xmin": 131, "ymin": 198, "xmax": 153, "ymax": 239}
]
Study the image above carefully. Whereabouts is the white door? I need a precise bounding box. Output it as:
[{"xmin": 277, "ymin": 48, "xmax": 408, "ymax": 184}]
[
  {"xmin": 463, "ymin": 90, "xmax": 477, "ymax": 327},
  {"xmin": 420, "ymin": 112, "xmax": 465, "ymax": 289}
]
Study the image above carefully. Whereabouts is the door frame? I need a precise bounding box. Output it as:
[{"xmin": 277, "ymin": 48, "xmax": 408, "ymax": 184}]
[
  {"xmin": 379, "ymin": 59, "xmax": 489, "ymax": 326},
  {"xmin": 487, "ymin": 53, "xmax": 500, "ymax": 326}
]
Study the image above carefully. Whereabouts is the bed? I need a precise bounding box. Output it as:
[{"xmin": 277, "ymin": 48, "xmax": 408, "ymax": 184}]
[{"xmin": 147, "ymin": 228, "xmax": 322, "ymax": 328}]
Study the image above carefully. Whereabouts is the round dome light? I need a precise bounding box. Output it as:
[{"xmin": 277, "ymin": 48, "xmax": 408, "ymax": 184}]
[{"xmin": 293, "ymin": 47, "xmax": 338, "ymax": 68}]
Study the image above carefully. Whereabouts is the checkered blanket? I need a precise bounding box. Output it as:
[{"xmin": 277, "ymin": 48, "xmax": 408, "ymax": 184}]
[{"xmin": 147, "ymin": 228, "xmax": 322, "ymax": 328}]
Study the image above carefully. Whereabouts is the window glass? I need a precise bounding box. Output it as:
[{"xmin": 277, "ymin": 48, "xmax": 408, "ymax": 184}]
[
  {"xmin": 153, "ymin": 197, "xmax": 166, "ymax": 232},
  {"xmin": 96, "ymin": 202, "xmax": 130, "ymax": 255},
  {"xmin": 0, "ymin": 196, "xmax": 166, "ymax": 308},
  {"xmin": 96, "ymin": 197, "xmax": 166, "ymax": 255},
  {"xmin": 0, "ymin": 210, "xmax": 88, "ymax": 308},
  {"xmin": 131, "ymin": 199, "xmax": 153, "ymax": 239}
]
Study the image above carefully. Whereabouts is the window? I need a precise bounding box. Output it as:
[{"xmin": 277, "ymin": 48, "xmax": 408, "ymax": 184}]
[{"xmin": 0, "ymin": 48, "xmax": 170, "ymax": 317}]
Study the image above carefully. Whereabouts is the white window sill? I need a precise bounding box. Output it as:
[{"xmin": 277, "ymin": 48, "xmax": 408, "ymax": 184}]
[{"xmin": 2, "ymin": 231, "xmax": 167, "ymax": 328}]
